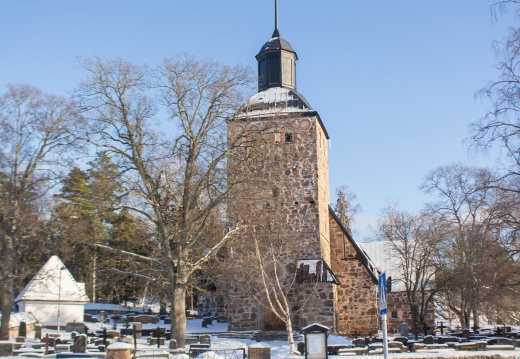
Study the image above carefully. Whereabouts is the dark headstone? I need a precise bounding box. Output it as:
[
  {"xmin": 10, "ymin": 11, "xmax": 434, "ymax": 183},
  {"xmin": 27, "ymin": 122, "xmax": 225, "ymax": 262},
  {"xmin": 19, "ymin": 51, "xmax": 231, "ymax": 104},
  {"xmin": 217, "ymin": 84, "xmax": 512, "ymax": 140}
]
[
  {"xmin": 393, "ymin": 336, "xmax": 408, "ymax": 345},
  {"xmin": 297, "ymin": 342, "xmax": 305, "ymax": 355},
  {"xmin": 400, "ymin": 322, "xmax": 409, "ymax": 338},
  {"xmin": 169, "ymin": 339, "xmax": 177, "ymax": 349},
  {"xmin": 353, "ymin": 338, "xmax": 365, "ymax": 347},
  {"xmin": 200, "ymin": 335, "xmax": 211, "ymax": 344},
  {"xmin": 487, "ymin": 337, "xmax": 513, "ymax": 346},
  {"xmin": 18, "ymin": 321, "xmax": 27, "ymax": 337},
  {"xmin": 423, "ymin": 335, "xmax": 434, "ymax": 345},
  {"xmin": 462, "ymin": 329, "xmax": 471, "ymax": 341},
  {"xmin": 73, "ymin": 334, "xmax": 88, "ymax": 353},
  {"xmin": 71, "ymin": 331, "xmax": 78, "ymax": 339}
]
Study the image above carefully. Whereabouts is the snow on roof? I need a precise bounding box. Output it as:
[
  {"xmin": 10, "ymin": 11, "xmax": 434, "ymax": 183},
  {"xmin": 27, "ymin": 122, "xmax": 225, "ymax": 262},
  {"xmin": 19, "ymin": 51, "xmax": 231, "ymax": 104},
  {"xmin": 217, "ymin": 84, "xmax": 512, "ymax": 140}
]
[
  {"xmin": 357, "ymin": 241, "xmax": 405, "ymax": 291},
  {"xmin": 0, "ymin": 312, "xmax": 38, "ymax": 327},
  {"xmin": 302, "ymin": 322, "xmax": 330, "ymax": 331},
  {"xmin": 235, "ymin": 87, "xmax": 314, "ymax": 118},
  {"xmin": 357, "ymin": 241, "xmax": 435, "ymax": 292},
  {"xmin": 15, "ymin": 255, "xmax": 89, "ymax": 303}
]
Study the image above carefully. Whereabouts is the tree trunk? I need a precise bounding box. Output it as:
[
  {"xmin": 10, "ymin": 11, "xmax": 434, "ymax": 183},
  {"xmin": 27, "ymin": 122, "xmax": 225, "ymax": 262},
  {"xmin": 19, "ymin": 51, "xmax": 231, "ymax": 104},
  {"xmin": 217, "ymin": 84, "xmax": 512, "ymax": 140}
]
[
  {"xmin": 0, "ymin": 212, "xmax": 16, "ymax": 340},
  {"xmin": 285, "ymin": 314, "xmax": 296, "ymax": 354},
  {"xmin": 171, "ymin": 281, "xmax": 187, "ymax": 348},
  {"xmin": 0, "ymin": 240, "xmax": 14, "ymax": 340}
]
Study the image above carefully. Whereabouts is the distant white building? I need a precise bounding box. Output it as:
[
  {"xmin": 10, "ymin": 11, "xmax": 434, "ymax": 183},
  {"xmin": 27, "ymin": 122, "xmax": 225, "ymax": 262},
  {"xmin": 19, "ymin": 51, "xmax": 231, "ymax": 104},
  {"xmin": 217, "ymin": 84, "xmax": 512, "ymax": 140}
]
[{"xmin": 15, "ymin": 255, "xmax": 89, "ymax": 327}]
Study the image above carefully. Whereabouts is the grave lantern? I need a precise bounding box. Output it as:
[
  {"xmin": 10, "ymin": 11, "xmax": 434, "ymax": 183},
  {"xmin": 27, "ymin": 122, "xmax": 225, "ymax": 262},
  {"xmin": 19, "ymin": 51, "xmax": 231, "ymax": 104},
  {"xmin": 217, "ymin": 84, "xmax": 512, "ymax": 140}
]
[{"xmin": 303, "ymin": 323, "xmax": 329, "ymax": 359}]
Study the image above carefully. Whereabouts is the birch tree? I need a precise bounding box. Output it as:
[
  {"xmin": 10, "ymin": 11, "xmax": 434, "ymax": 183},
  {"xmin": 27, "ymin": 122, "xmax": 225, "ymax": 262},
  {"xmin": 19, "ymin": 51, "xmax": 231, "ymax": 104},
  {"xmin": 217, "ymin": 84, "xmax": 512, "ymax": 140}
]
[
  {"xmin": 74, "ymin": 55, "xmax": 254, "ymax": 346},
  {"xmin": 0, "ymin": 84, "xmax": 77, "ymax": 339}
]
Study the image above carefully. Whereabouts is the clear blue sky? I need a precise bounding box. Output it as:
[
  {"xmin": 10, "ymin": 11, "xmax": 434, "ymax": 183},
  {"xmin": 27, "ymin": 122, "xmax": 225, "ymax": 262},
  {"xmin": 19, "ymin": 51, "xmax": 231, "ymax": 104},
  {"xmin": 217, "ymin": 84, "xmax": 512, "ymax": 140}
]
[{"xmin": 0, "ymin": 1, "xmax": 515, "ymax": 240}]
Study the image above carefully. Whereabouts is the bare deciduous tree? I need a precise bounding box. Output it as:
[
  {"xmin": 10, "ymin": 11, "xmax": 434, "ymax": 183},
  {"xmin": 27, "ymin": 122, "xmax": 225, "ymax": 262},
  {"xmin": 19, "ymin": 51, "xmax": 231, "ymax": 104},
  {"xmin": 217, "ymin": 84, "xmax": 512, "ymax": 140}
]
[
  {"xmin": 74, "ymin": 55, "xmax": 254, "ymax": 346},
  {"xmin": 0, "ymin": 84, "xmax": 77, "ymax": 339},
  {"xmin": 376, "ymin": 205, "xmax": 445, "ymax": 338}
]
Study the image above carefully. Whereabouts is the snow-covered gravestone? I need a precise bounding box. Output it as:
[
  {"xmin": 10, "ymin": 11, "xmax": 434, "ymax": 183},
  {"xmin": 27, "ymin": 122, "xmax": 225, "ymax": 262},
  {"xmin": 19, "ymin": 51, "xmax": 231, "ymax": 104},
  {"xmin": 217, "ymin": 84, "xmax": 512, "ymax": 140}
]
[
  {"xmin": 249, "ymin": 344, "xmax": 271, "ymax": 359},
  {"xmin": 73, "ymin": 334, "xmax": 87, "ymax": 353},
  {"xmin": 106, "ymin": 342, "xmax": 132, "ymax": 359}
]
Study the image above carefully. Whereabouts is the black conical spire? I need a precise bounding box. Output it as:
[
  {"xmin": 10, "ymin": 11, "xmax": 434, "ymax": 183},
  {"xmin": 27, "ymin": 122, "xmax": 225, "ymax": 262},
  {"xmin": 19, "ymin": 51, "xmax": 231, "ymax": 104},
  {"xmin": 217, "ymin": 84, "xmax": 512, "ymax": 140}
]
[
  {"xmin": 256, "ymin": 0, "xmax": 297, "ymax": 92},
  {"xmin": 272, "ymin": 0, "xmax": 279, "ymax": 37}
]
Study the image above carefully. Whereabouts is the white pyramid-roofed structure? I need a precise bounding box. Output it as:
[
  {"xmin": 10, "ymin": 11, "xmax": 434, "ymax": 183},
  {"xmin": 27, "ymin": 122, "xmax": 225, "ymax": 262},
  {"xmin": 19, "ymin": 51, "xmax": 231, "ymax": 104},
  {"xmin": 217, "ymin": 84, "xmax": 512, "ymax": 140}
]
[
  {"xmin": 15, "ymin": 255, "xmax": 89, "ymax": 326},
  {"xmin": 16, "ymin": 255, "xmax": 89, "ymax": 302}
]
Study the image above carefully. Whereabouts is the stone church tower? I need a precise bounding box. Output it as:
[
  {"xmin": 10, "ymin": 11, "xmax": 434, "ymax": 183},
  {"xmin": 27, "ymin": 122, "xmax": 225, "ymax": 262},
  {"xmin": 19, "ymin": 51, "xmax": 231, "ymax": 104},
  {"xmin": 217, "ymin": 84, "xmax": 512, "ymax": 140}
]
[{"xmin": 221, "ymin": 9, "xmax": 380, "ymax": 335}]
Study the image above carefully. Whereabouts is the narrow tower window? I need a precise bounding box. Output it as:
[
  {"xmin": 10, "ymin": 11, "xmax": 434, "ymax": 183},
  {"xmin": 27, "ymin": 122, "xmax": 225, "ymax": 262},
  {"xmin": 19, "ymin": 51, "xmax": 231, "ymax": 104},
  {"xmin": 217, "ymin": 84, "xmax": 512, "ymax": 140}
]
[{"xmin": 285, "ymin": 132, "xmax": 293, "ymax": 143}]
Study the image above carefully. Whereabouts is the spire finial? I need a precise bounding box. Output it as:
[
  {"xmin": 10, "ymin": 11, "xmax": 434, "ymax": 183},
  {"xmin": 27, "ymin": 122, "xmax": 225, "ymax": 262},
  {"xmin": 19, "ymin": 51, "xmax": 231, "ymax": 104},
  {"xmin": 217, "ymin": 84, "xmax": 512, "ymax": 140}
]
[{"xmin": 272, "ymin": 0, "xmax": 280, "ymax": 37}]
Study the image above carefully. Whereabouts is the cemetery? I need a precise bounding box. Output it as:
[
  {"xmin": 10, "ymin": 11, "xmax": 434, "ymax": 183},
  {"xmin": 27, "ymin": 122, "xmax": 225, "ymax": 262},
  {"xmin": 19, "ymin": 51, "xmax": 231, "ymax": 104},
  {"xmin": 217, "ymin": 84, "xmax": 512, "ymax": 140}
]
[{"xmin": 0, "ymin": 305, "xmax": 519, "ymax": 359}]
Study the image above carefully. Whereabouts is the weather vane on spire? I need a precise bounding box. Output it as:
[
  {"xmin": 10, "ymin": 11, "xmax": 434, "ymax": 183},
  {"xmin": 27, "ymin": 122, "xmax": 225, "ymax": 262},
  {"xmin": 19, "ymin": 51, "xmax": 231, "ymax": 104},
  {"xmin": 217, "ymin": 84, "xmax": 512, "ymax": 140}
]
[{"xmin": 273, "ymin": 0, "xmax": 280, "ymax": 37}]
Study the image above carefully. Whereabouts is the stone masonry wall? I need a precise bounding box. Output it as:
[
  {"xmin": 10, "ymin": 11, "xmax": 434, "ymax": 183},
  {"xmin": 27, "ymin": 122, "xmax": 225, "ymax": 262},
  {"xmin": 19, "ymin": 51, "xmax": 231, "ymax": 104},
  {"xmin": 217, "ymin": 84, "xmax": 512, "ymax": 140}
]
[
  {"xmin": 316, "ymin": 120, "xmax": 331, "ymax": 265},
  {"xmin": 224, "ymin": 113, "xmax": 334, "ymax": 331},
  {"xmin": 386, "ymin": 291, "xmax": 435, "ymax": 335},
  {"xmin": 329, "ymin": 214, "xmax": 379, "ymax": 336}
]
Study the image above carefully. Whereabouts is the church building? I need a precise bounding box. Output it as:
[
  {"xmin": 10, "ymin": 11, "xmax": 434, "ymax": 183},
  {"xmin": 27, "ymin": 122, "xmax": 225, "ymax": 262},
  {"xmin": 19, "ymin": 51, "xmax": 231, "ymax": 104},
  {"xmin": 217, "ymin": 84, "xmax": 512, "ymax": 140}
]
[{"xmin": 219, "ymin": 6, "xmax": 380, "ymax": 336}]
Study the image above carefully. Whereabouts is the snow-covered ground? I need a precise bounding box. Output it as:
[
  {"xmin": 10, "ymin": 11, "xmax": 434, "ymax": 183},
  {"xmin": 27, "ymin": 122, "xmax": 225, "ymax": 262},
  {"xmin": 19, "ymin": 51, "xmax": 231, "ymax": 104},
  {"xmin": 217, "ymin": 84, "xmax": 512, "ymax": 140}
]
[
  {"xmin": 9, "ymin": 304, "xmax": 520, "ymax": 359},
  {"xmin": 24, "ymin": 317, "xmax": 518, "ymax": 359}
]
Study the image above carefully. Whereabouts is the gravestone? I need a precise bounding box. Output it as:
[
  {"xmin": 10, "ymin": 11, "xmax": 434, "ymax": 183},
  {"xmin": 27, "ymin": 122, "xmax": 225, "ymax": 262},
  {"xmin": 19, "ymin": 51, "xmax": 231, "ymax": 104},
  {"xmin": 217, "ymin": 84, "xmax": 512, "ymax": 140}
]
[
  {"xmin": 106, "ymin": 343, "xmax": 132, "ymax": 359},
  {"xmin": 393, "ymin": 336, "xmax": 408, "ymax": 345},
  {"xmin": 169, "ymin": 339, "xmax": 177, "ymax": 349},
  {"xmin": 487, "ymin": 337, "xmax": 513, "ymax": 346},
  {"xmin": 400, "ymin": 322, "xmax": 409, "ymax": 338},
  {"xmin": 18, "ymin": 321, "xmax": 27, "ymax": 338},
  {"xmin": 35, "ymin": 325, "xmax": 42, "ymax": 340},
  {"xmin": 71, "ymin": 331, "xmax": 78, "ymax": 340},
  {"xmin": 423, "ymin": 335, "xmax": 434, "ymax": 345},
  {"xmin": 353, "ymin": 338, "xmax": 365, "ymax": 347},
  {"xmin": 249, "ymin": 345, "xmax": 271, "ymax": 359},
  {"xmin": 462, "ymin": 329, "xmax": 471, "ymax": 341},
  {"xmin": 73, "ymin": 334, "xmax": 88, "ymax": 353},
  {"xmin": 67, "ymin": 322, "xmax": 86, "ymax": 333},
  {"xmin": 438, "ymin": 336, "xmax": 459, "ymax": 344},
  {"xmin": 200, "ymin": 335, "xmax": 211, "ymax": 344},
  {"xmin": 133, "ymin": 323, "xmax": 142, "ymax": 339},
  {"xmin": 297, "ymin": 342, "xmax": 305, "ymax": 355}
]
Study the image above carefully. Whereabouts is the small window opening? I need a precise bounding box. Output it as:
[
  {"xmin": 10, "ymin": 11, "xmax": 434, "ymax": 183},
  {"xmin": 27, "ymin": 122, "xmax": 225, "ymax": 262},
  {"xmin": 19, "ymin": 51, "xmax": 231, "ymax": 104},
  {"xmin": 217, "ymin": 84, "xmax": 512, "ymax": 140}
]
[
  {"xmin": 285, "ymin": 133, "xmax": 293, "ymax": 143},
  {"xmin": 391, "ymin": 311, "xmax": 398, "ymax": 319}
]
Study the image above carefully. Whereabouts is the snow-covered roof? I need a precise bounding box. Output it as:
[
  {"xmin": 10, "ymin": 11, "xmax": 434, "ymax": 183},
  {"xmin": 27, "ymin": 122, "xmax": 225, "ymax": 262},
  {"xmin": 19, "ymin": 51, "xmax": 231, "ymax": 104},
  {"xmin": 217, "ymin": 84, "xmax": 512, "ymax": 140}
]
[
  {"xmin": 235, "ymin": 87, "xmax": 314, "ymax": 118},
  {"xmin": 302, "ymin": 322, "xmax": 330, "ymax": 332},
  {"xmin": 15, "ymin": 255, "xmax": 89, "ymax": 303},
  {"xmin": 357, "ymin": 241, "xmax": 435, "ymax": 292},
  {"xmin": 0, "ymin": 312, "xmax": 38, "ymax": 327}
]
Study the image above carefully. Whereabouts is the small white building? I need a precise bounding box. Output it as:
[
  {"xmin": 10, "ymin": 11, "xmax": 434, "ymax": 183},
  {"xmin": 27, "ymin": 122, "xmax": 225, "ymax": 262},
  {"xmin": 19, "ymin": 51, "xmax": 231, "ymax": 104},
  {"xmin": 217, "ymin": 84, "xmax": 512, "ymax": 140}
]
[{"xmin": 15, "ymin": 255, "xmax": 89, "ymax": 327}]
